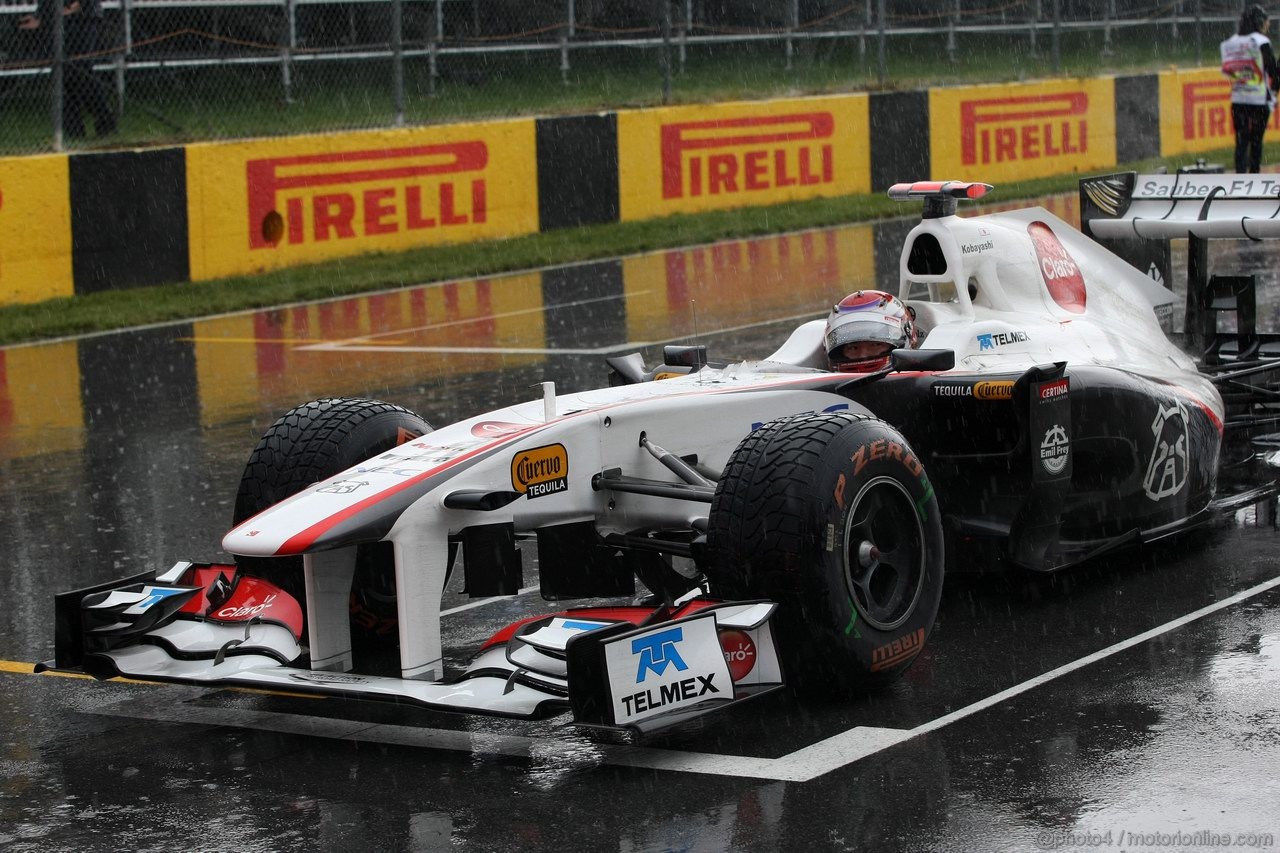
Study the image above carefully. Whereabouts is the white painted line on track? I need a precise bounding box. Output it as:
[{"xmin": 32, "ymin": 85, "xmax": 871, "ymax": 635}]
[
  {"xmin": 81, "ymin": 574, "xmax": 1280, "ymax": 782},
  {"xmin": 292, "ymin": 310, "xmax": 823, "ymax": 357}
]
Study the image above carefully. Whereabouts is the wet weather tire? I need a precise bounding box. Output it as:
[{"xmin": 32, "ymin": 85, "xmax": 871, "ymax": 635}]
[
  {"xmin": 232, "ymin": 398, "xmax": 430, "ymax": 646},
  {"xmin": 705, "ymin": 412, "xmax": 945, "ymax": 693}
]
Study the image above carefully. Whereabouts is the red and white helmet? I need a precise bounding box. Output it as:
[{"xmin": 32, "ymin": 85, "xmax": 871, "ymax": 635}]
[{"xmin": 824, "ymin": 290, "xmax": 917, "ymax": 373}]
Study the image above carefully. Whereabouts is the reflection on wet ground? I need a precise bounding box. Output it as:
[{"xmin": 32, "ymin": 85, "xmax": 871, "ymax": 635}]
[{"xmin": 2, "ymin": 193, "xmax": 1280, "ymax": 851}]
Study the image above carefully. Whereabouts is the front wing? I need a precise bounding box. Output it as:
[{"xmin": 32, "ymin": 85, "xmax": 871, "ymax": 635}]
[{"xmin": 38, "ymin": 563, "xmax": 784, "ymax": 734}]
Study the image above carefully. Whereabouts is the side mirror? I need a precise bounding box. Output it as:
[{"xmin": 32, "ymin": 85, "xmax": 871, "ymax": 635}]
[
  {"xmin": 662, "ymin": 345, "xmax": 708, "ymax": 368},
  {"xmin": 891, "ymin": 348, "xmax": 955, "ymax": 372}
]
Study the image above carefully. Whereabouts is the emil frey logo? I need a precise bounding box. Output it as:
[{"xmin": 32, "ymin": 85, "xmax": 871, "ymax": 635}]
[
  {"xmin": 660, "ymin": 113, "xmax": 834, "ymax": 200},
  {"xmin": 245, "ymin": 142, "xmax": 489, "ymax": 250},
  {"xmin": 1040, "ymin": 424, "xmax": 1070, "ymax": 474},
  {"xmin": 960, "ymin": 92, "xmax": 1088, "ymax": 166},
  {"xmin": 977, "ymin": 330, "xmax": 1031, "ymax": 351},
  {"xmin": 633, "ymin": 627, "xmax": 689, "ymax": 682}
]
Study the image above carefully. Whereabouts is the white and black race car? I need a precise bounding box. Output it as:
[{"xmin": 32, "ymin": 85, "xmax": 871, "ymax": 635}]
[{"xmin": 41, "ymin": 177, "xmax": 1268, "ymax": 733}]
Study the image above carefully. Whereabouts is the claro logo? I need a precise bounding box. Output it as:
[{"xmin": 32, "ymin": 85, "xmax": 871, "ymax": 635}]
[
  {"xmin": 960, "ymin": 92, "xmax": 1088, "ymax": 165},
  {"xmin": 660, "ymin": 113, "xmax": 834, "ymax": 200},
  {"xmin": 245, "ymin": 142, "xmax": 489, "ymax": 250},
  {"xmin": 1180, "ymin": 80, "xmax": 1280, "ymax": 140},
  {"xmin": 511, "ymin": 443, "xmax": 569, "ymax": 499}
]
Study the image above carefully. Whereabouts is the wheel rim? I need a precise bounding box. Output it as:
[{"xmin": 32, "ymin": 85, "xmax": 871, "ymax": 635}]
[{"xmin": 842, "ymin": 475, "xmax": 927, "ymax": 631}]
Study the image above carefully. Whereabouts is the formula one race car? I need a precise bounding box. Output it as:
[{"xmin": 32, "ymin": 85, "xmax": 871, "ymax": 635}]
[{"xmin": 41, "ymin": 177, "xmax": 1258, "ymax": 733}]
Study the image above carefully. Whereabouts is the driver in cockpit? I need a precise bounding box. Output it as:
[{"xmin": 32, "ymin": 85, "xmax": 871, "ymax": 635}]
[{"xmin": 824, "ymin": 290, "xmax": 919, "ymax": 373}]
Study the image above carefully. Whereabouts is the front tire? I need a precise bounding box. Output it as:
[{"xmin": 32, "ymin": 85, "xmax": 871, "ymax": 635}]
[
  {"xmin": 232, "ymin": 398, "xmax": 430, "ymax": 646},
  {"xmin": 705, "ymin": 412, "xmax": 945, "ymax": 692}
]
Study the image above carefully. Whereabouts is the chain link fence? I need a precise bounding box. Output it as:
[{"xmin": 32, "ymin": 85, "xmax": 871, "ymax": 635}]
[{"xmin": 0, "ymin": 1, "xmax": 1245, "ymax": 155}]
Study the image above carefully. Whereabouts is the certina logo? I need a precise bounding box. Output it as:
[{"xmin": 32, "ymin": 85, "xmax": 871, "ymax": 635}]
[
  {"xmin": 1143, "ymin": 400, "xmax": 1189, "ymax": 501},
  {"xmin": 661, "ymin": 113, "xmax": 834, "ymax": 200},
  {"xmin": 1040, "ymin": 424, "xmax": 1070, "ymax": 474},
  {"xmin": 510, "ymin": 443, "xmax": 568, "ymax": 499},
  {"xmin": 1039, "ymin": 378, "xmax": 1069, "ymax": 401},
  {"xmin": 961, "ymin": 239, "xmax": 993, "ymax": 254},
  {"xmin": 977, "ymin": 331, "xmax": 1030, "ymax": 350},
  {"xmin": 960, "ymin": 92, "xmax": 1088, "ymax": 166},
  {"xmin": 246, "ymin": 142, "xmax": 489, "ymax": 250}
]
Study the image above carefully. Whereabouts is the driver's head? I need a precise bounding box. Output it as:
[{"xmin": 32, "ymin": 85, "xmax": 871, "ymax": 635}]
[
  {"xmin": 825, "ymin": 290, "xmax": 917, "ymax": 373},
  {"xmin": 1241, "ymin": 3, "xmax": 1269, "ymax": 34}
]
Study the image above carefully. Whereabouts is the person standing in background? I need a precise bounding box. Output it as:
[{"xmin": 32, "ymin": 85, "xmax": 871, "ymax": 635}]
[
  {"xmin": 18, "ymin": 0, "xmax": 116, "ymax": 139},
  {"xmin": 1222, "ymin": 4, "xmax": 1279, "ymax": 173}
]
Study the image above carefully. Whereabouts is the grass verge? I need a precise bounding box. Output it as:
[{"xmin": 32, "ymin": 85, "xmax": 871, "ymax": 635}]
[{"xmin": 0, "ymin": 144, "xmax": 1252, "ymax": 347}]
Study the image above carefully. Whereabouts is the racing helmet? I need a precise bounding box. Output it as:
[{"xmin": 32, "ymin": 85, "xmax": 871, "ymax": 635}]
[{"xmin": 824, "ymin": 290, "xmax": 917, "ymax": 373}]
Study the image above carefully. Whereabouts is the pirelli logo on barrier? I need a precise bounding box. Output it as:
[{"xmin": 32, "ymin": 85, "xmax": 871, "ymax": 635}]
[
  {"xmin": 618, "ymin": 96, "xmax": 870, "ymax": 221},
  {"xmin": 0, "ymin": 155, "xmax": 74, "ymax": 306},
  {"xmin": 187, "ymin": 121, "xmax": 539, "ymax": 281},
  {"xmin": 930, "ymin": 80, "xmax": 1115, "ymax": 183},
  {"xmin": 245, "ymin": 143, "xmax": 489, "ymax": 250},
  {"xmin": 660, "ymin": 113, "xmax": 834, "ymax": 200},
  {"xmin": 1158, "ymin": 68, "xmax": 1280, "ymax": 157}
]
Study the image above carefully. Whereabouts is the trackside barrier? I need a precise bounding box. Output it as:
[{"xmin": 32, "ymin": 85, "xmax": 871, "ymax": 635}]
[{"xmin": 0, "ymin": 66, "xmax": 1263, "ymax": 308}]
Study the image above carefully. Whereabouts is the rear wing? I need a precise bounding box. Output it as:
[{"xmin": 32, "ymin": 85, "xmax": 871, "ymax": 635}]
[
  {"xmin": 1080, "ymin": 171, "xmax": 1280, "ymax": 359},
  {"xmin": 1081, "ymin": 172, "xmax": 1280, "ymax": 241}
]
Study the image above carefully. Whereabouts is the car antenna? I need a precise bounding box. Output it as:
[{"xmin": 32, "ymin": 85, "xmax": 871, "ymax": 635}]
[{"xmin": 692, "ymin": 299, "xmax": 703, "ymax": 385}]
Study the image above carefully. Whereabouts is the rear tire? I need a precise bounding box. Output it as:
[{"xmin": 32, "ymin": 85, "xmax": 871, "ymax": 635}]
[
  {"xmin": 705, "ymin": 412, "xmax": 944, "ymax": 693},
  {"xmin": 232, "ymin": 398, "xmax": 430, "ymax": 646}
]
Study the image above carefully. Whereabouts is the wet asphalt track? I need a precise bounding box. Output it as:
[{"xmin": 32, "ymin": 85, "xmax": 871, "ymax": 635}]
[{"xmin": 2, "ymin": 199, "xmax": 1280, "ymax": 852}]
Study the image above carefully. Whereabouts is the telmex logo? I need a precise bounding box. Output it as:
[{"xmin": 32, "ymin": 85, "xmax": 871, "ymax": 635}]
[
  {"xmin": 1181, "ymin": 80, "xmax": 1280, "ymax": 140},
  {"xmin": 660, "ymin": 113, "xmax": 834, "ymax": 200},
  {"xmin": 960, "ymin": 93, "xmax": 1088, "ymax": 165},
  {"xmin": 246, "ymin": 142, "xmax": 489, "ymax": 250},
  {"xmin": 511, "ymin": 443, "xmax": 569, "ymax": 499}
]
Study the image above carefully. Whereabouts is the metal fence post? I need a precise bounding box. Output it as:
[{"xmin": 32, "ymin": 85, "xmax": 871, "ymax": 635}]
[
  {"xmin": 561, "ymin": 0, "xmax": 573, "ymax": 84},
  {"xmin": 679, "ymin": 0, "xmax": 690, "ymax": 74},
  {"xmin": 430, "ymin": 0, "xmax": 442, "ymax": 97},
  {"xmin": 1194, "ymin": 0, "xmax": 1202, "ymax": 58},
  {"xmin": 947, "ymin": 0, "xmax": 957, "ymax": 65},
  {"xmin": 1029, "ymin": 0, "xmax": 1039, "ymax": 59},
  {"xmin": 1171, "ymin": 0, "xmax": 1179, "ymax": 41},
  {"xmin": 281, "ymin": 0, "xmax": 296, "ymax": 105},
  {"xmin": 1102, "ymin": 0, "xmax": 1113, "ymax": 57},
  {"xmin": 661, "ymin": 0, "xmax": 672, "ymax": 104},
  {"xmin": 115, "ymin": 0, "xmax": 132, "ymax": 109},
  {"xmin": 392, "ymin": 0, "xmax": 404, "ymax": 125},
  {"xmin": 52, "ymin": 0, "xmax": 65, "ymax": 151},
  {"xmin": 785, "ymin": 0, "xmax": 797, "ymax": 71},
  {"xmin": 860, "ymin": 0, "xmax": 868, "ymax": 62},
  {"xmin": 877, "ymin": 0, "xmax": 886, "ymax": 86},
  {"xmin": 1050, "ymin": 0, "xmax": 1060, "ymax": 75}
]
